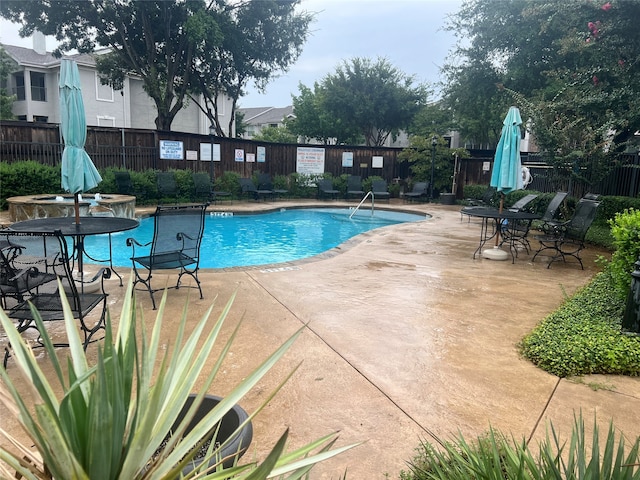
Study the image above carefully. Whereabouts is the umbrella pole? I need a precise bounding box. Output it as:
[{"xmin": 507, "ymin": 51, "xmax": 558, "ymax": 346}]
[
  {"xmin": 74, "ymin": 192, "xmax": 81, "ymax": 225},
  {"xmin": 495, "ymin": 193, "xmax": 504, "ymax": 247}
]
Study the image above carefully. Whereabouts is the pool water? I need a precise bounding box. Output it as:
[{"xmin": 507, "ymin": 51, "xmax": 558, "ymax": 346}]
[{"xmin": 83, "ymin": 208, "xmax": 427, "ymax": 269}]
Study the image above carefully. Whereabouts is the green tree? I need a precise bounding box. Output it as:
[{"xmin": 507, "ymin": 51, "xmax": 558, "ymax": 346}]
[
  {"xmin": 294, "ymin": 57, "xmax": 427, "ymax": 147},
  {"xmin": 234, "ymin": 110, "xmax": 247, "ymax": 138},
  {"xmin": 252, "ymin": 125, "xmax": 298, "ymax": 144},
  {"xmin": 188, "ymin": 0, "xmax": 311, "ymax": 137},
  {"xmin": 288, "ymin": 83, "xmax": 361, "ymax": 145},
  {"xmin": 0, "ymin": 46, "xmax": 17, "ymax": 120}
]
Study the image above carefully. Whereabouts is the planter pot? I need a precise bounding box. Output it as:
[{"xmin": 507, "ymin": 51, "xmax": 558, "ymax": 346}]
[
  {"xmin": 176, "ymin": 394, "xmax": 253, "ymax": 473},
  {"xmin": 440, "ymin": 193, "xmax": 456, "ymax": 205}
]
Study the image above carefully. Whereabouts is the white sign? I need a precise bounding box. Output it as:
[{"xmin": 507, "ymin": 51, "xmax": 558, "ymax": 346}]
[
  {"xmin": 342, "ymin": 152, "xmax": 353, "ymax": 167},
  {"xmin": 257, "ymin": 146, "xmax": 266, "ymax": 163},
  {"xmin": 296, "ymin": 147, "xmax": 325, "ymax": 175},
  {"xmin": 200, "ymin": 143, "xmax": 221, "ymax": 161},
  {"xmin": 159, "ymin": 140, "xmax": 183, "ymax": 160},
  {"xmin": 235, "ymin": 149, "xmax": 245, "ymax": 162},
  {"xmin": 483, "ymin": 161, "xmax": 491, "ymax": 171},
  {"xmin": 246, "ymin": 153, "xmax": 255, "ymax": 163},
  {"xmin": 186, "ymin": 150, "xmax": 198, "ymax": 160},
  {"xmin": 372, "ymin": 156, "xmax": 383, "ymax": 168}
]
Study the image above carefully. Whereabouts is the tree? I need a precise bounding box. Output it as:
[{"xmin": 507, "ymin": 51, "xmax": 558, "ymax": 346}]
[
  {"xmin": 0, "ymin": 1, "xmax": 310, "ymax": 133},
  {"xmin": 287, "ymin": 83, "xmax": 362, "ymax": 145},
  {"xmin": 293, "ymin": 57, "xmax": 428, "ymax": 147},
  {"xmin": 189, "ymin": 0, "xmax": 311, "ymax": 137},
  {"xmin": 251, "ymin": 125, "xmax": 297, "ymax": 144},
  {"xmin": 0, "ymin": 47, "xmax": 17, "ymax": 120}
]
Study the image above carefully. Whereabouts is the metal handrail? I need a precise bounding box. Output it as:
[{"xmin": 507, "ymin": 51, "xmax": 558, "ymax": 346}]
[{"xmin": 349, "ymin": 191, "xmax": 375, "ymax": 219}]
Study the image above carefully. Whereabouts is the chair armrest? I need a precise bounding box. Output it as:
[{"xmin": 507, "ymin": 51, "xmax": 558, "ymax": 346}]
[{"xmin": 126, "ymin": 238, "xmax": 151, "ymax": 248}]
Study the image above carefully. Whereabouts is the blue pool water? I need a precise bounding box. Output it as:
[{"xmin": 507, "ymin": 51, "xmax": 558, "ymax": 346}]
[{"xmin": 83, "ymin": 208, "xmax": 427, "ymax": 269}]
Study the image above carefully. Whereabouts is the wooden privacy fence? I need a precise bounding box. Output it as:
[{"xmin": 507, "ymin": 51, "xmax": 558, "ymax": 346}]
[{"xmin": 1, "ymin": 121, "xmax": 638, "ymax": 197}]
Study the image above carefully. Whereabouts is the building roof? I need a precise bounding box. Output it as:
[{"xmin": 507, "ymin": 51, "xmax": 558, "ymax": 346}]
[
  {"xmin": 1, "ymin": 43, "xmax": 96, "ymax": 69},
  {"xmin": 238, "ymin": 106, "xmax": 294, "ymax": 125}
]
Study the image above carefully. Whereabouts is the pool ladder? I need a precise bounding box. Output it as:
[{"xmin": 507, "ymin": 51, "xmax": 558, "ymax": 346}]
[{"xmin": 349, "ymin": 191, "xmax": 374, "ymax": 219}]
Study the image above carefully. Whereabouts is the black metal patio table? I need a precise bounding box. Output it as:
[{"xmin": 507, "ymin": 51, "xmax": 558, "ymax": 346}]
[
  {"xmin": 9, "ymin": 216, "xmax": 139, "ymax": 285},
  {"xmin": 460, "ymin": 207, "xmax": 540, "ymax": 262}
]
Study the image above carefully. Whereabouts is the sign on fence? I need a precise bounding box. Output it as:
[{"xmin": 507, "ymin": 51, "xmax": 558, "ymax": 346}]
[
  {"xmin": 296, "ymin": 147, "xmax": 325, "ymax": 175},
  {"xmin": 159, "ymin": 140, "xmax": 183, "ymax": 160}
]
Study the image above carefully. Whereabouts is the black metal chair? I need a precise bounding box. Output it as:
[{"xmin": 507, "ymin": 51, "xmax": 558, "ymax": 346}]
[
  {"xmin": 239, "ymin": 178, "xmax": 272, "ymax": 201},
  {"xmin": 538, "ymin": 191, "xmax": 568, "ymax": 233},
  {"xmin": 404, "ymin": 182, "xmax": 429, "ymax": 203},
  {"xmin": 157, "ymin": 171, "xmax": 179, "ymax": 204},
  {"xmin": 3, "ymin": 231, "xmax": 110, "ymax": 366},
  {"xmin": 192, "ymin": 172, "xmax": 215, "ymax": 203},
  {"xmin": 127, "ymin": 204, "xmax": 207, "ymax": 309},
  {"xmin": 371, "ymin": 180, "xmax": 390, "ymax": 202},
  {"xmin": 257, "ymin": 173, "xmax": 288, "ymax": 199},
  {"xmin": 317, "ymin": 179, "xmax": 339, "ymax": 200},
  {"xmin": 346, "ymin": 175, "xmax": 365, "ymax": 200},
  {"xmin": 532, "ymin": 198, "xmax": 601, "ymax": 269}
]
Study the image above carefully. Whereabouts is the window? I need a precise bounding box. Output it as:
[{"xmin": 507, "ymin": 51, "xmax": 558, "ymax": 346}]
[
  {"xmin": 95, "ymin": 74, "xmax": 114, "ymax": 102},
  {"xmin": 16, "ymin": 115, "xmax": 27, "ymax": 121},
  {"xmin": 97, "ymin": 115, "xmax": 115, "ymax": 127},
  {"xmin": 30, "ymin": 72, "xmax": 46, "ymax": 102},
  {"xmin": 14, "ymin": 72, "xmax": 25, "ymax": 100},
  {"xmin": 33, "ymin": 115, "xmax": 48, "ymax": 123}
]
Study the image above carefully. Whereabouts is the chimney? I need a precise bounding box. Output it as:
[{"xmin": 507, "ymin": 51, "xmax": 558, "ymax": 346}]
[{"xmin": 33, "ymin": 30, "xmax": 46, "ymax": 55}]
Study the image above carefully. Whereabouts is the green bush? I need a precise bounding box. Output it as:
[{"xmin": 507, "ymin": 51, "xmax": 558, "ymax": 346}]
[
  {"xmin": 400, "ymin": 413, "xmax": 640, "ymax": 480},
  {"xmin": 519, "ymin": 272, "xmax": 640, "ymax": 377},
  {"xmin": 605, "ymin": 208, "xmax": 640, "ymax": 298},
  {"xmin": 0, "ymin": 161, "xmax": 64, "ymax": 208},
  {"xmin": 214, "ymin": 170, "xmax": 241, "ymax": 197}
]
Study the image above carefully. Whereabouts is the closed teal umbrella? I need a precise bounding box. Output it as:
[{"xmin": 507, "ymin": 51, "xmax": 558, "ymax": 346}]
[
  {"xmin": 59, "ymin": 59, "xmax": 102, "ymax": 224},
  {"xmin": 486, "ymin": 106, "xmax": 524, "ymax": 258},
  {"xmin": 490, "ymin": 106, "xmax": 524, "ymax": 197}
]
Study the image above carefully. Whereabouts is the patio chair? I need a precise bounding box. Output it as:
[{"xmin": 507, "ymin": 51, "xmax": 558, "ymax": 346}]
[
  {"xmin": 114, "ymin": 170, "xmax": 144, "ymax": 199},
  {"xmin": 532, "ymin": 198, "xmax": 601, "ymax": 269},
  {"xmin": 239, "ymin": 178, "xmax": 273, "ymax": 201},
  {"xmin": 157, "ymin": 171, "xmax": 178, "ymax": 204},
  {"xmin": 404, "ymin": 182, "xmax": 429, "ymax": 203},
  {"xmin": 3, "ymin": 231, "xmax": 110, "ymax": 366},
  {"xmin": 461, "ymin": 187, "xmax": 497, "ymax": 220},
  {"xmin": 317, "ymin": 179, "xmax": 339, "ymax": 200},
  {"xmin": 538, "ymin": 191, "xmax": 568, "ymax": 233},
  {"xmin": 371, "ymin": 180, "xmax": 390, "ymax": 202},
  {"xmin": 507, "ymin": 193, "xmax": 538, "ymax": 212},
  {"xmin": 127, "ymin": 204, "xmax": 207, "ymax": 309},
  {"xmin": 257, "ymin": 173, "xmax": 288, "ymax": 199},
  {"xmin": 192, "ymin": 172, "xmax": 215, "ymax": 203},
  {"xmin": 0, "ymin": 233, "xmax": 57, "ymax": 310},
  {"xmin": 346, "ymin": 175, "xmax": 365, "ymax": 200}
]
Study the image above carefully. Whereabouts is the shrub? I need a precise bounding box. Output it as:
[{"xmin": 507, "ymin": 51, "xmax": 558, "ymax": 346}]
[
  {"xmin": 605, "ymin": 208, "xmax": 640, "ymax": 298},
  {"xmin": 0, "ymin": 161, "xmax": 63, "ymax": 208},
  {"xmin": 519, "ymin": 272, "xmax": 640, "ymax": 377},
  {"xmin": 400, "ymin": 413, "xmax": 640, "ymax": 480},
  {"xmin": 215, "ymin": 171, "xmax": 241, "ymax": 197}
]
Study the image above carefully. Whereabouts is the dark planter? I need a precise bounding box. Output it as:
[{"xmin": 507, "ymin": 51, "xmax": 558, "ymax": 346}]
[
  {"xmin": 440, "ymin": 193, "xmax": 456, "ymax": 205},
  {"xmin": 176, "ymin": 394, "xmax": 253, "ymax": 473}
]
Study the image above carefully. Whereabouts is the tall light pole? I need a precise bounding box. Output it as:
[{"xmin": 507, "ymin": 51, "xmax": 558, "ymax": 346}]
[
  {"xmin": 209, "ymin": 124, "xmax": 215, "ymax": 185},
  {"xmin": 430, "ymin": 135, "xmax": 438, "ymax": 201}
]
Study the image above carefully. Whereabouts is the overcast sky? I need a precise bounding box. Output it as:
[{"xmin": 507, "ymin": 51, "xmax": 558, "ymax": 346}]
[{"xmin": 0, "ymin": 0, "xmax": 463, "ymax": 108}]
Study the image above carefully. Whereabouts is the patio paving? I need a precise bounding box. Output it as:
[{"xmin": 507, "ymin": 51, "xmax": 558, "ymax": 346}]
[{"xmin": 2, "ymin": 199, "xmax": 640, "ymax": 479}]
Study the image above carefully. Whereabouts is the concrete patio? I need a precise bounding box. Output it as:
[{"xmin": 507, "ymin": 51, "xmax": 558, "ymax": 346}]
[{"xmin": 2, "ymin": 199, "xmax": 640, "ymax": 479}]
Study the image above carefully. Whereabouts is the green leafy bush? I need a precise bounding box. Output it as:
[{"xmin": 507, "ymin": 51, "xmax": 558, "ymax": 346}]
[
  {"xmin": 606, "ymin": 208, "xmax": 640, "ymax": 298},
  {"xmin": 214, "ymin": 170, "xmax": 240, "ymax": 197},
  {"xmin": 0, "ymin": 161, "xmax": 64, "ymax": 208},
  {"xmin": 400, "ymin": 413, "xmax": 640, "ymax": 480},
  {"xmin": 519, "ymin": 272, "xmax": 640, "ymax": 377}
]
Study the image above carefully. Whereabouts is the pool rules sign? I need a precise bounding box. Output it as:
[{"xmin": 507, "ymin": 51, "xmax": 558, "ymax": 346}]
[{"xmin": 296, "ymin": 147, "xmax": 325, "ymax": 175}]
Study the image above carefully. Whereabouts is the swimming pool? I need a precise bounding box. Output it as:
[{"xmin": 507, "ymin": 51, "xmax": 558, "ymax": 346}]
[{"xmin": 83, "ymin": 208, "xmax": 428, "ymax": 269}]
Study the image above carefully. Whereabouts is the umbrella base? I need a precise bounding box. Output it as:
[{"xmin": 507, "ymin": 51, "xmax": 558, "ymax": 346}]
[{"xmin": 482, "ymin": 246, "xmax": 509, "ymax": 261}]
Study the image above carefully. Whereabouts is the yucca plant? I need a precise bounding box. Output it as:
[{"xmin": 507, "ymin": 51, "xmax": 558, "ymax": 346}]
[{"xmin": 0, "ymin": 277, "xmax": 358, "ymax": 479}]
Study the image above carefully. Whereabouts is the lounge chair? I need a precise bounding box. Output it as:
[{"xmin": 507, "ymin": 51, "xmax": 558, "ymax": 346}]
[
  {"xmin": 317, "ymin": 179, "xmax": 339, "ymax": 200},
  {"xmin": 192, "ymin": 172, "xmax": 216, "ymax": 203},
  {"xmin": 128, "ymin": 204, "xmax": 207, "ymax": 309},
  {"xmin": 507, "ymin": 193, "xmax": 538, "ymax": 212},
  {"xmin": 3, "ymin": 231, "xmax": 110, "ymax": 366},
  {"xmin": 257, "ymin": 173, "xmax": 288, "ymax": 199},
  {"xmin": 404, "ymin": 182, "xmax": 429, "ymax": 203},
  {"xmin": 532, "ymin": 198, "xmax": 601, "ymax": 269},
  {"xmin": 157, "ymin": 171, "xmax": 178, "ymax": 204},
  {"xmin": 239, "ymin": 178, "xmax": 273, "ymax": 201},
  {"xmin": 346, "ymin": 175, "xmax": 365, "ymax": 200},
  {"xmin": 371, "ymin": 180, "xmax": 390, "ymax": 202},
  {"xmin": 537, "ymin": 191, "xmax": 569, "ymax": 233}
]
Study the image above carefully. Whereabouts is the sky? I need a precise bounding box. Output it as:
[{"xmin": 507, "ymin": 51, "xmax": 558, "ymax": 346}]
[{"xmin": 0, "ymin": 0, "xmax": 464, "ymax": 108}]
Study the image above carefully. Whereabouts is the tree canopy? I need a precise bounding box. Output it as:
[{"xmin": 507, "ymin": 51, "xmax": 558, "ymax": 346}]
[
  {"xmin": 0, "ymin": 0, "xmax": 310, "ymax": 133},
  {"xmin": 0, "ymin": 47, "xmax": 17, "ymax": 120},
  {"xmin": 290, "ymin": 57, "xmax": 428, "ymax": 146},
  {"xmin": 442, "ymin": 0, "xmax": 640, "ymax": 162}
]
